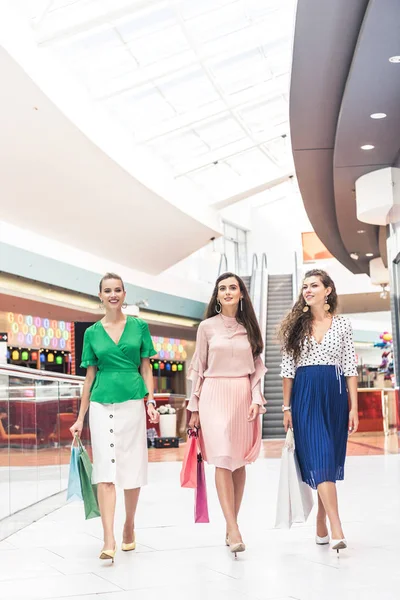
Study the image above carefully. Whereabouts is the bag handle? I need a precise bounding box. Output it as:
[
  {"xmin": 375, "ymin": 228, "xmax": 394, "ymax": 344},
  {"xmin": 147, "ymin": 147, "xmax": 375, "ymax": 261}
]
[
  {"xmin": 187, "ymin": 426, "xmax": 199, "ymax": 439},
  {"xmin": 284, "ymin": 428, "xmax": 295, "ymax": 449},
  {"xmin": 72, "ymin": 432, "xmax": 85, "ymax": 452}
]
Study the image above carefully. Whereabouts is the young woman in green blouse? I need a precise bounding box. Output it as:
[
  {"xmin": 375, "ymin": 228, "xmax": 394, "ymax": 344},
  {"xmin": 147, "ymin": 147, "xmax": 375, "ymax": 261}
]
[{"xmin": 70, "ymin": 272, "xmax": 159, "ymax": 562}]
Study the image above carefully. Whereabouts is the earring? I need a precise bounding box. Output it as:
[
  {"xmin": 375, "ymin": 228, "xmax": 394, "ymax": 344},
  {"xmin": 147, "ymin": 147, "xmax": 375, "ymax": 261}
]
[
  {"xmin": 99, "ymin": 300, "xmax": 104, "ymax": 310},
  {"xmin": 240, "ymin": 298, "xmax": 243, "ymax": 311},
  {"xmin": 302, "ymin": 303, "xmax": 309, "ymax": 313},
  {"xmin": 215, "ymin": 299, "xmax": 222, "ymax": 314},
  {"xmin": 122, "ymin": 302, "xmax": 128, "ymax": 309},
  {"xmin": 324, "ymin": 296, "xmax": 330, "ymax": 312}
]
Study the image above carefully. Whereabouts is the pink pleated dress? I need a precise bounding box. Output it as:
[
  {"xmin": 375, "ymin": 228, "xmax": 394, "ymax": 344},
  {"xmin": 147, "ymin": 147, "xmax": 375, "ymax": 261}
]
[{"xmin": 187, "ymin": 314, "xmax": 267, "ymax": 471}]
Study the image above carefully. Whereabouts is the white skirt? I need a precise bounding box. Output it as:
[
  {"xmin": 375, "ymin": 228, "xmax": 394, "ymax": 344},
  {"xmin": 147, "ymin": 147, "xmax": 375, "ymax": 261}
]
[{"xmin": 89, "ymin": 399, "xmax": 148, "ymax": 489}]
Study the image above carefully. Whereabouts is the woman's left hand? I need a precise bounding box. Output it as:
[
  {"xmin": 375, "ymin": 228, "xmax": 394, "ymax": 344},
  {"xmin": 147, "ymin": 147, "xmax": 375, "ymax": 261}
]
[
  {"xmin": 247, "ymin": 403, "xmax": 260, "ymax": 422},
  {"xmin": 348, "ymin": 409, "xmax": 359, "ymax": 435},
  {"xmin": 147, "ymin": 404, "xmax": 159, "ymax": 424}
]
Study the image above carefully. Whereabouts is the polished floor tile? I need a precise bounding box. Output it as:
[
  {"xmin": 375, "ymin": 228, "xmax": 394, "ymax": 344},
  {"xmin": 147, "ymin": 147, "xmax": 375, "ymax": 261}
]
[{"xmin": 1, "ymin": 454, "xmax": 400, "ymax": 599}]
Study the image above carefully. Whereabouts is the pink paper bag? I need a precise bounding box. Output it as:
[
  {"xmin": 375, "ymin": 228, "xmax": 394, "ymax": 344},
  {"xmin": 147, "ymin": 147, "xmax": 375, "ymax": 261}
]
[
  {"xmin": 195, "ymin": 453, "xmax": 209, "ymax": 523},
  {"xmin": 180, "ymin": 429, "xmax": 198, "ymax": 489}
]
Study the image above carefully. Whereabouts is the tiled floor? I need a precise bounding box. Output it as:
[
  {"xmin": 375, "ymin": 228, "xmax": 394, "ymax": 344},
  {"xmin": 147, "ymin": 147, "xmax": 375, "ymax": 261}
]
[{"xmin": 1, "ymin": 449, "xmax": 400, "ymax": 600}]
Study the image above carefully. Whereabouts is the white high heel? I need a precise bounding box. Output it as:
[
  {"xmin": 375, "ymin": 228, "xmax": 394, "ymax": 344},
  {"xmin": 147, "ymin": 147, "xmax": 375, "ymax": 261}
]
[
  {"xmin": 331, "ymin": 538, "xmax": 347, "ymax": 554},
  {"xmin": 315, "ymin": 534, "xmax": 330, "ymax": 545}
]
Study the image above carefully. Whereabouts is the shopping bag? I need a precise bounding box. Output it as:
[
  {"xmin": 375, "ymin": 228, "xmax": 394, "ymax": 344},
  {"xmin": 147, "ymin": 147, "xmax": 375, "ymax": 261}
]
[
  {"xmin": 289, "ymin": 446, "xmax": 314, "ymax": 524},
  {"xmin": 275, "ymin": 429, "xmax": 313, "ymax": 528},
  {"xmin": 180, "ymin": 428, "xmax": 198, "ymax": 488},
  {"xmin": 77, "ymin": 437, "xmax": 100, "ymax": 520},
  {"xmin": 194, "ymin": 452, "xmax": 209, "ymax": 523},
  {"xmin": 66, "ymin": 440, "xmax": 83, "ymax": 501}
]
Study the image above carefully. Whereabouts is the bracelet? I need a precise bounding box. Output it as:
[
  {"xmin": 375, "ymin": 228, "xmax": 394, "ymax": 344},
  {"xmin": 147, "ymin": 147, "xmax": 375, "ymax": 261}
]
[
  {"xmin": 282, "ymin": 405, "xmax": 291, "ymax": 412},
  {"xmin": 146, "ymin": 399, "xmax": 156, "ymax": 407}
]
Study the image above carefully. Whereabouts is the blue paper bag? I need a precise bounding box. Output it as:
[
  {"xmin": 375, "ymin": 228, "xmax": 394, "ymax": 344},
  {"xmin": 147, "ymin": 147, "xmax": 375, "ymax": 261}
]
[{"xmin": 67, "ymin": 444, "xmax": 83, "ymax": 501}]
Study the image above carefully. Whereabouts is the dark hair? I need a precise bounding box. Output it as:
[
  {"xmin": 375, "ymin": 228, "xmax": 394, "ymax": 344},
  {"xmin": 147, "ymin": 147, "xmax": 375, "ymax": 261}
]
[
  {"xmin": 99, "ymin": 272, "xmax": 125, "ymax": 293},
  {"xmin": 278, "ymin": 269, "xmax": 338, "ymax": 362},
  {"xmin": 205, "ymin": 272, "xmax": 263, "ymax": 358}
]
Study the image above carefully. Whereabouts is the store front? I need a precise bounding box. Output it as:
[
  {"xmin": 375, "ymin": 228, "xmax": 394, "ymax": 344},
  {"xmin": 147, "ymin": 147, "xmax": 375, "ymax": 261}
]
[{"xmin": 2, "ymin": 311, "xmax": 72, "ymax": 374}]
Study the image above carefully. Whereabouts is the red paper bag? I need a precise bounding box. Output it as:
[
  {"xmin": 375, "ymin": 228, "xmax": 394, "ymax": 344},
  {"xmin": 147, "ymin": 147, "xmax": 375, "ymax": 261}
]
[
  {"xmin": 195, "ymin": 452, "xmax": 209, "ymax": 523},
  {"xmin": 180, "ymin": 429, "xmax": 198, "ymax": 488}
]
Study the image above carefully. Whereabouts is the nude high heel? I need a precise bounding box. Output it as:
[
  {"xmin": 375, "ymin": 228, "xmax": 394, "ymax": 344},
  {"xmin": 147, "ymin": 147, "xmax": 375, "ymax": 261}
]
[
  {"xmin": 99, "ymin": 545, "xmax": 117, "ymax": 563},
  {"xmin": 122, "ymin": 531, "xmax": 136, "ymax": 552},
  {"xmin": 227, "ymin": 535, "xmax": 246, "ymax": 558}
]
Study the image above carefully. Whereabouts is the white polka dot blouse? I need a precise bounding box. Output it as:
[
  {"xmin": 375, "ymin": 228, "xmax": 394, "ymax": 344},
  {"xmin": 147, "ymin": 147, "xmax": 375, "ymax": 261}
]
[{"xmin": 280, "ymin": 315, "xmax": 358, "ymax": 379}]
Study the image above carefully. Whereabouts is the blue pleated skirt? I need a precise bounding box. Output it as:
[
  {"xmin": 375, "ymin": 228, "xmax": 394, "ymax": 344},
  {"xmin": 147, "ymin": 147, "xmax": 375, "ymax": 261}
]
[{"xmin": 291, "ymin": 365, "xmax": 348, "ymax": 489}]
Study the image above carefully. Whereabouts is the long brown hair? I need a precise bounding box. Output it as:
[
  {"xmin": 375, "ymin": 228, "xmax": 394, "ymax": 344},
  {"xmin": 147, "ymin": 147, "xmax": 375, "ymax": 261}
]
[
  {"xmin": 278, "ymin": 269, "xmax": 338, "ymax": 362},
  {"xmin": 205, "ymin": 272, "xmax": 263, "ymax": 357}
]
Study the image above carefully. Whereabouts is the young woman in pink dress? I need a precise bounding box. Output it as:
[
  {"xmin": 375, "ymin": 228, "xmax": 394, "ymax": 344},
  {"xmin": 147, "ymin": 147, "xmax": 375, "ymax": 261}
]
[{"xmin": 188, "ymin": 272, "xmax": 267, "ymax": 555}]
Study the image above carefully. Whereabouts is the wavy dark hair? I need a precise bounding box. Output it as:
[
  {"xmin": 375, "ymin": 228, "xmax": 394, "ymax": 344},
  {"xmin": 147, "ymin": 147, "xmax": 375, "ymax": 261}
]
[
  {"xmin": 278, "ymin": 269, "xmax": 338, "ymax": 362},
  {"xmin": 205, "ymin": 272, "xmax": 263, "ymax": 358}
]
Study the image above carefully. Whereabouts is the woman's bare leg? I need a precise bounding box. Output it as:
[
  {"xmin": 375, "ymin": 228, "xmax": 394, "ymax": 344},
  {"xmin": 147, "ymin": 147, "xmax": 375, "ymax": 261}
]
[
  {"xmin": 215, "ymin": 467, "xmax": 243, "ymax": 544},
  {"xmin": 97, "ymin": 482, "xmax": 116, "ymax": 550},
  {"xmin": 123, "ymin": 488, "xmax": 140, "ymax": 543},
  {"xmin": 316, "ymin": 490, "xmax": 329, "ymax": 537},
  {"xmin": 317, "ymin": 482, "xmax": 344, "ymax": 540}
]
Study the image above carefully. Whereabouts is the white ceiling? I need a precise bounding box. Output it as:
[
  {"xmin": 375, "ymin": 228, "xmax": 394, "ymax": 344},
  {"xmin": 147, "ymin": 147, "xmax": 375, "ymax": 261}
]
[
  {"xmin": 0, "ymin": 45, "xmax": 220, "ymax": 274},
  {"xmin": 24, "ymin": 0, "xmax": 295, "ymax": 203}
]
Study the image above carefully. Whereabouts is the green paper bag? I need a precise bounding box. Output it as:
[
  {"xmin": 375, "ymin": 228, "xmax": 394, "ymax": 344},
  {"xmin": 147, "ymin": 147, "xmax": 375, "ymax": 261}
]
[{"xmin": 77, "ymin": 436, "xmax": 100, "ymax": 520}]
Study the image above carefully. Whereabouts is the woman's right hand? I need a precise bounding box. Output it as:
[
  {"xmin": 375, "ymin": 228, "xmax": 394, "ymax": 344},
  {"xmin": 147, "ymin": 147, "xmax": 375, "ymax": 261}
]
[
  {"xmin": 283, "ymin": 410, "xmax": 293, "ymax": 432},
  {"xmin": 189, "ymin": 411, "xmax": 200, "ymax": 430},
  {"xmin": 69, "ymin": 418, "xmax": 84, "ymax": 438}
]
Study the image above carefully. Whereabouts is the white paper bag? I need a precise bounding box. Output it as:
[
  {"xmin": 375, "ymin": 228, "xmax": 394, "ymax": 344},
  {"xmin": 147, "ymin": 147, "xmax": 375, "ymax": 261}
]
[{"xmin": 275, "ymin": 429, "xmax": 314, "ymax": 529}]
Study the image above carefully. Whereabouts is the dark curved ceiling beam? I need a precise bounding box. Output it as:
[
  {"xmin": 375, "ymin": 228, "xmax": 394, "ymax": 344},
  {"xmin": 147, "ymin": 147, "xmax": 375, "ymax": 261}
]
[
  {"xmin": 334, "ymin": 0, "xmax": 400, "ymax": 266},
  {"xmin": 290, "ymin": 0, "xmax": 371, "ymax": 274}
]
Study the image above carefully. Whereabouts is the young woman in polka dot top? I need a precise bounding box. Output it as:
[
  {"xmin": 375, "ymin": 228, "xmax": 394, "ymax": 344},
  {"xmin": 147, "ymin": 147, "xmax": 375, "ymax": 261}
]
[{"xmin": 279, "ymin": 269, "xmax": 358, "ymax": 553}]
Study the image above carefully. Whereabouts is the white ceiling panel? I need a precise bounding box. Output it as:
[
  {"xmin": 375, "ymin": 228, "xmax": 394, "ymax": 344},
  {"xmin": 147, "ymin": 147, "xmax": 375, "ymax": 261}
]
[{"xmin": 23, "ymin": 0, "xmax": 296, "ymax": 204}]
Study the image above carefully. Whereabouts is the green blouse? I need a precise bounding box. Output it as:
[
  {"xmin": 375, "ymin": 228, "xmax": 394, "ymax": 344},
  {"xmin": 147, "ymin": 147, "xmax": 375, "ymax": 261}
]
[{"xmin": 81, "ymin": 316, "xmax": 157, "ymax": 404}]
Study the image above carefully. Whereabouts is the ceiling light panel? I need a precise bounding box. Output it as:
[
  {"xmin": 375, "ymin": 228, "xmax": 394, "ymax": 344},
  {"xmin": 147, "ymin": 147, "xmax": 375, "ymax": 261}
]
[
  {"xmin": 105, "ymin": 86, "xmax": 177, "ymax": 134},
  {"xmin": 183, "ymin": 2, "xmax": 250, "ymax": 45},
  {"xmin": 115, "ymin": 6, "xmax": 176, "ymax": 41},
  {"xmin": 27, "ymin": 0, "xmax": 297, "ymax": 207},
  {"xmin": 208, "ymin": 49, "xmax": 272, "ymax": 96},
  {"xmin": 156, "ymin": 68, "xmax": 220, "ymax": 113},
  {"xmin": 237, "ymin": 98, "xmax": 288, "ymax": 138},
  {"xmin": 177, "ymin": 0, "xmax": 237, "ymax": 21},
  {"xmin": 147, "ymin": 131, "xmax": 211, "ymax": 169},
  {"xmin": 125, "ymin": 25, "xmax": 190, "ymax": 66},
  {"xmin": 225, "ymin": 148, "xmax": 279, "ymax": 178},
  {"xmin": 188, "ymin": 162, "xmax": 238, "ymax": 193}
]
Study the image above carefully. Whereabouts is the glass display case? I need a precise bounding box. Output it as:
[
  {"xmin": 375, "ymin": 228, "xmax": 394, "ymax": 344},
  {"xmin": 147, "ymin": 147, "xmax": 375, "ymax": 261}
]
[{"xmin": 0, "ymin": 364, "xmax": 84, "ymax": 521}]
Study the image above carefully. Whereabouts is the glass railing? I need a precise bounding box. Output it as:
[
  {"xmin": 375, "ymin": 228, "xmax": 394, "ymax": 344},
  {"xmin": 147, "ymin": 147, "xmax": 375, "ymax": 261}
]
[{"xmin": 0, "ymin": 364, "xmax": 85, "ymax": 520}]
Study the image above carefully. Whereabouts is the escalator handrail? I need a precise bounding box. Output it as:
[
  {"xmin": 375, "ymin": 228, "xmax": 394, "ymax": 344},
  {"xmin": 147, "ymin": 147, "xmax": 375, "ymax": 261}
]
[{"xmin": 218, "ymin": 253, "xmax": 228, "ymax": 275}]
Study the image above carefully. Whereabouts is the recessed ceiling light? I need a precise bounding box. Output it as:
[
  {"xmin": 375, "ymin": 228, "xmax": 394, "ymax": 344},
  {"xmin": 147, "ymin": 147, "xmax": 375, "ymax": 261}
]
[
  {"xmin": 361, "ymin": 144, "xmax": 375, "ymax": 150},
  {"xmin": 370, "ymin": 113, "xmax": 386, "ymax": 119},
  {"xmin": 389, "ymin": 56, "xmax": 400, "ymax": 63},
  {"xmin": 350, "ymin": 252, "xmax": 359, "ymax": 260},
  {"xmin": 357, "ymin": 229, "xmax": 366, "ymax": 234},
  {"xmin": 366, "ymin": 253, "xmax": 374, "ymax": 257}
]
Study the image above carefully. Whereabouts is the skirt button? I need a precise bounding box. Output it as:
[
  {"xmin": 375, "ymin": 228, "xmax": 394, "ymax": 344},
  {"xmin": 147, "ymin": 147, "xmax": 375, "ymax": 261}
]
[{"xmin": 111, "ymin": 459, "xmax": 115, "ymax": 463}]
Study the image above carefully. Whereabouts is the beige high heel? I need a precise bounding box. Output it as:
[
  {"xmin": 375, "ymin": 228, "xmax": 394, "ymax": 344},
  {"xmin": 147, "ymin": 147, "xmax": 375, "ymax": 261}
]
[
  {"xmin": 122, "ymin": 531, "xmax": 136, "ymax": 552},
  {"xmin": 99, "ymin": 545, "xmax": 117, "ymax": 563},
  {"xmin": 227, "ymin": 535, "xmax": 246, "ymax": 558}
]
